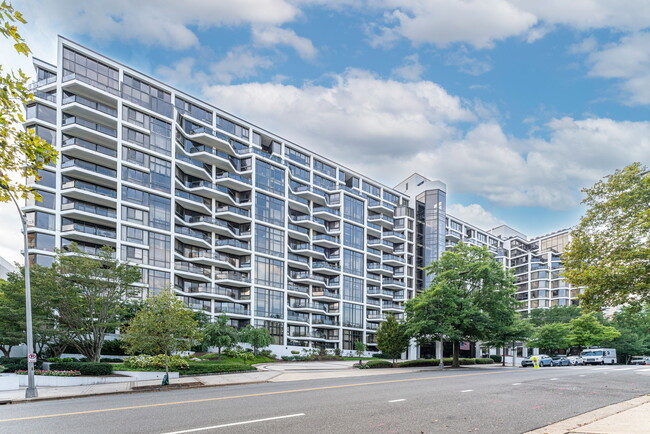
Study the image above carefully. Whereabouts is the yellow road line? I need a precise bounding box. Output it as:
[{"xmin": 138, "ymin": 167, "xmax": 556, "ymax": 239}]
[{"xmin": 0, "ymin": 370, "xmax": 510, "ymax": 423}]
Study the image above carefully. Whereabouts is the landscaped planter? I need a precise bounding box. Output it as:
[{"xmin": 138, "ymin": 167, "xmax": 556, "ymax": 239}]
[
  {"xmin": 16, "ymin": 371, "xmax": 179, "ymax": 387},
  {"xmin": 0, "ymin": 374, "xmax": 20, "ymax": 391},
  {"xmin": 113, "ymin": 371, "xmax": 179, "ymax": 381}
]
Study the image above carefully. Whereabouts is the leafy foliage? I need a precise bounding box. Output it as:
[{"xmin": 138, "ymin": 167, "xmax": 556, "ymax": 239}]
[
  {"xmin": 527, "ymin": 323, "xmax": 571, "ymax": 354},
  {"xmin": 123, "ymin": 355, "xmax": 189, "ymax": 370},
  {"xmin": 0, "ymin": 2, "xmax": 58, "ymax": 201},
  {"xmin": 404, "ymin": 243, "xmax": 519, "ymax": 367},
  {"xmin": 49, "ymin": 362, "xmax": 113, "ymax": 376},
  {"xmin": 376, "ymin": 314, "xmax": 409, "ymax": 364},
  {"xmin": 563, "ymin": 163, "xmax": 650, "ymax": 310},
  {"xmin": 568, "ymin": 313, "xmax": 620, "ymax": 349},
  {"xmin": 238, "ymin": 326, "xmax": 272, "ymax": 356},
  {"xmin": 605, "ymin": 305, "xmax": 650, "ymax": 363},
  {"xmin": 527, "ymin": 306, "xmax": 582, "ymax": 327},
  {"xmin": 201, "ymin": 315, "xmax": 238, "ymax": 357}
]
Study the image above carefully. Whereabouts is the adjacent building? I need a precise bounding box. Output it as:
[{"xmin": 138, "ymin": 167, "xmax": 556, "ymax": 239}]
[{"xmin": 23, "ymin": 37, "xmax": 580, "ymax": 358}]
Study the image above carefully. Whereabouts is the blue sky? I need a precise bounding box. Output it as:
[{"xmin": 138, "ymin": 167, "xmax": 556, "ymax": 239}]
[{"xmin": 2, "ymin": 0, "xmax": 650, "ymax": 262}]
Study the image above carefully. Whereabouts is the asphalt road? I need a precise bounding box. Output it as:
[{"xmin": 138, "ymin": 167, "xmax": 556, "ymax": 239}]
[{"xmin": 1, "ymin": 365, "xmax": 649, "ymax": 433}]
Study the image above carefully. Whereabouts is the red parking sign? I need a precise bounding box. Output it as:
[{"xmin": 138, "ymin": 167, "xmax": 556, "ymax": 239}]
[{"xmin": 28, "ymin": 353, "xmax": 37, "ymax": 363}]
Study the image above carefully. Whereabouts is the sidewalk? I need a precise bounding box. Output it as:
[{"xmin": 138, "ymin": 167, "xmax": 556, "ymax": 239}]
[{"xmin": 526, "ymin": 394, "xmax": 650, "ymax": 434}]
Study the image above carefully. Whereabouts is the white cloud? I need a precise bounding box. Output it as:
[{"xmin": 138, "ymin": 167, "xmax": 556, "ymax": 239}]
[
  {"xmin": 252, "ymin": 26, "xmax": 318, "ymax": 60},
  {"xmin": 209, "ymin": 48, "xmax": 274, "ymax": 84},
  {"xmin": 20, "ymin": 0, "xmax": 300, "ymax": 50},
  {"xmin": 586, "ymin": 32, "xmax": 650, "ymax": 105},
  {"xmin": 447, "ymin": 203, "xmax": 504, "ymax": 230},
  {"xmin": 391, "ymin": 54, "xmax": 425, "ymax": 81},
  {"xmin": 444, "ymin": 50, "xmax": 492, "ymax": 76}
]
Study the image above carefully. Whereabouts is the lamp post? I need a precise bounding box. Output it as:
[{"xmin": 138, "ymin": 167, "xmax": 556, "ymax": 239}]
[{"xmin": 1, "ymin": 182, "xmax": 38, "ymax": 398}]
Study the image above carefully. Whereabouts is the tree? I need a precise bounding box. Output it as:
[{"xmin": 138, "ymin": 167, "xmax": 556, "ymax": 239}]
[
  {"xmin": 527, "ymin": 305, "xmax": 582, "ymax": 327},
  {"xmin": 563, "ymin": 163, "xmax": 650, "ymax": 310},
  {"xmin": 528, "ymin": 323, "xmax": 572, "ymax": 355},
  {"xmin": 121, "ymin": 290, "xmax": 200, "ymax": 378},
  {"xmin": 202, "ymin": 315, "xmax": 238, "ymax": 358},
  {"xmin": 0, "ymin": 2, "xmax": 58, "ymax": 201},
  {"xmin": 482, "ymin": 317, "xmax": 534, "ymax": 366},
  {"xmin": 568, "ymin": 313, "xmax": 620, "ymax": 350},
  {"xmin": 376, "ymin": 314, "xmax": 409, "ymax": 365},
  {"xmin": 354, "ymin": 340, "xmax": 366, "ymax": 365},
  {"xmin": 605, "ymin": 305, "xmax": 650, "ymax": 363},
  {"xmin": 404, "ymin": 243, "xmax": 519, "ymax": 367},
  {"xmin": 239, "ymin": 325, "xmax": 271, "ymax": 356},
  {"xmin": 50, "ymin": 245, "xmax": 141, "ymax": 362},
  {"xmin": 0, "ymin": 278, "xmax": 23, "ymax": 357}
]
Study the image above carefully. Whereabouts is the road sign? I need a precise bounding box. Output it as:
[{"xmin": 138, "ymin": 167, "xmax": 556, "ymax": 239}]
[{"xmin": 27, "ymin": 353, "xmax": 37, "ymax": 363}]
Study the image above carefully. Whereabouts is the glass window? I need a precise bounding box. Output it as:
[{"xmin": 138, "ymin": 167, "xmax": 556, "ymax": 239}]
[
  {"xmin": 255, "ymin": 193, "xmax": 284, "ymax": 227},
  {"xmin": 342, "ymin": 304, "xmax": 363, "ymax": 329},
  {"xmin": 284, "ymin": 147, "xmax": 310, "ymax": 166},
  {"xmin": 255, "ymin": 224, "xmax": 284, "ymax": 257},
  {"xmin": 343, "ymin": 329, "xmax": 363, "ymax": 350},
  {"xmin": 149, "ymin": 156, "xmax": 171, "ymax": 193},
  {"xmin": 27, "ymin": 232, "xmax": 56, "ymax": 251},
  {"xmin": 29, "ymin": 253, "xmax": 54, "ymax": 267},
  {"xmin": 254, "ymin": 288, "xmax": 284, "ymax": 319},
  {"xmin": 255, "ymin": 256, "xmax": 284, "ymax": 288},
  {"xmin": 343, "ymin": 249, "xmax": 364, "ymax": 276},
  {"xmin": 255, "ymin": 160, "xmax": 285, "ymax": 195},
  {"xmin": 343, "ymin": 223, "xmax": 364, "ymax": 250},
  {"xmin": 254, "ymin": 319, "xmax": 284, "ymax": 344},
  {"xmin": 122, "ymin": 246, "xmax": 149, "ymax": 265},
  {"xmin": 149, "ymin": 232, "xmax": 170, "ymax": 267},
  {"xmin": 362, "ymin": 181, "xmax": 380, "ymax": 197},
  {"xmin": 27, "ymin": 103, "xmax": 56, "ymax": 124},
  {"xmin": 26, "ymin": 211, "xmax": 55, "ymax": 230},
  {"xmin": 122, "ymin": 186, "xmax": 147, "ymax": 206},
  {"xmin": 121, "ymin": 226, "xmax": 147, "ymax": 244},
  {"xmin": 343, "ymin": 276, "xmax": 363, "ymax": 302},
  {"xmin": 122, "ymin": 206, "xmax": 148, "ymax": 225},
  {"xmin": 344, "ymin": 195, "xmax": 364, "ymax": 223},
  {"xmin": 144, "ymin": 269, "xmax": 170, "ymax": 297},
  {"xmin": 175, "ymin": 98, "xmax": 212, "ymax": 124},
  {"xmin": 149, "ymin": 194, "xmax": 171, "ymax": 230},
  {"xmin": 216, "ymin": 115, "xmax": 248, "ymax": 139},
  {"xmin": 313, "ymin": 159, "xmax": 336, "ymax": 178},
  {"xmin": 314, "ymin": 174, "xmax": 335, "ymax": 190},
  {"xmin": 288, "ymin": 163, "xmax": 310, "ymax": 181},
  {"xmin": 33, "ymin": 125, "xmax": 55, "ymax": 145},
  {"xmin": 122, "ymin": 166, "xmax": 149, "ymax": 186},
  {"xmin": 36, "ymin": 169, "xmax": 56, "ymax": 189},
  {"xmin": 383, "ymin": 191, "xmax": 399, "ymax": 204},
  {"xmin": 34, "ymin": 190, "xmax": 55, "ymax": 209}
]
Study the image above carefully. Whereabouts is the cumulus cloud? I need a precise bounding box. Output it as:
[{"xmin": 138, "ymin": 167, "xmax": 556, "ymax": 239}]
[
  {"xmin": 447, "ymin": 203, "xmax": 505, "ymax": 230},
  {"xmin": 20, "ymin": 0, "xmax": 300, "ymax": 50},
  {"xmin": 252, "ymin": 26, "xmax": 318, "ymax": 60},
  {"xmin": 391, "ymin": 54, "xmax": 425, "ymax": 81}
]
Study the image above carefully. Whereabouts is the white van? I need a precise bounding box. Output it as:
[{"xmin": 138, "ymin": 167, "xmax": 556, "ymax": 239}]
[{"xmin": 581, "ymin": 348, "xmax": 617, "ymax": 365}]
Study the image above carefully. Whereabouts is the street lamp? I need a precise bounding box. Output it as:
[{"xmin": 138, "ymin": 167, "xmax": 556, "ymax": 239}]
[{"xmin": 0, "ymin": 181, "xmax": 38, "ymax": 398}]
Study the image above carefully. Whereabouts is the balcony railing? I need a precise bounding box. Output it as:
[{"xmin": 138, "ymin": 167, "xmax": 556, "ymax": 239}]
[
  {"xmin": 62, "ymin": 116, "xmax": 117, "ymax": 137},
  {"xmin": 62, "ymin": 137, "xmax": 117, "ymax": 157},
  {"xmin": 62, "ymin": 94, "xmax": 117, "ymax": 117}
]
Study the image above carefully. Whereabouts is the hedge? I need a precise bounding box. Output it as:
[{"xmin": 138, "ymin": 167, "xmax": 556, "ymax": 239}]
[
  {"xmin": 0, "ymin": 357, "xmax": 43, "ymax": 372},
  {"xmin": 398, "ymin": 358, "xmax": 493, "ymax": 368},
  {"xmin": 49, "ymin": 362, "xmax": 113, "ymax": 376},
  {"xmin": 183, "ymin": 363, "xmax": 255, "ymax": 376},
  {"xmin": 366, "ymin": 360, "xmax": 393, "ymax": 369},
  {"xmin": 101, "ymin": 339, "xmax": 126, "ymax": 356},
  {"xmin": 475, "ymin": 358, "xmax": 495, "ymax": 364},
  {"xmin": 489, "ymin": 355, "xmax": 502, "ymax": 363},
  {"xmin": 372, "ymin": 353, "xmax": 389, "ymax": 359}
]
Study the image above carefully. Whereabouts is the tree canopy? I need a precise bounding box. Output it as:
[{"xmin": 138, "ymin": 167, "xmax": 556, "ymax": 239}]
[
  {"xmin": 563, "ymin": 162, "xmax": 650, "ymax": 310},
  {"xmin": 568, "ymin": 313, "xmax": 620, "ymax": 349},
  {"xmin": 0, "ymin": 2, "xmax": 58, "ymax": 201},
  {"xmin": 201, "ymin": 314, "xmax": 238, "ymax": 357},
  {"xmin": 527, "ymin": 305, "xmax": 582, "ymax": 327},
  {"xmin": 404, "ymin": 243, "xmax": 519, "ymax": 367},
  {"xmin": 376, "ymin": 314, "xmax": 409, "ymax": 364},
  {"xmin": 528, "ymin": 323, "xmax": 572, "ymax": 354},
  {"xmin": 239, "ymin": 326, "xmax": 271, "ymax": 356}
]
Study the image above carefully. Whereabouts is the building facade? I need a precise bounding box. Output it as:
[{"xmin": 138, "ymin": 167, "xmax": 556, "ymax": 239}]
[{"xmin": 23, "ymin": 38, "xmax": 579, "ymax": 357}]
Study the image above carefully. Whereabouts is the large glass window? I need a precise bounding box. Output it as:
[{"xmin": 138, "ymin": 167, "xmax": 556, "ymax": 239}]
[
  {"xmin": 149, "ymin": 232, "xmax": 170, "ymax": 267},
  {"xmin": 254, "ymin": 288, "xmax": 284, "ymax": 319},
  {"xmin": 255, "ymin": 193, "xmax": 284, "ymax": 227},
  {"xmin": 62, "ymin": 47, "xmax": 119, "ymax": 93},
  {"xmin": 343, "ymin": 329, "xmax": 363, "ymax": 350},
  {"xmin": 255, "ymin": 160, "xmax": 285, "ymax": 195},
  {"xmin": 344, "ymin": 195, "xmax": 364, "ymax": 223},
  {"xmin": 26, "ymin": 104, "xmax": 56, "ymax": 125},
  {"xmin": 149, "ymin": 194, "xmax": 171, "ymax": 230},
  {"xmin": 216, "ymin": 115, "xmax": 248, "ymax": 139},
  {"xmin": 254, "ymin": 319, "xmax": 284, "ymax": 344},
  {"xmin": 175, "ymin": 98, "xmax": 212, "ymax": 124},
  {"xmin": 255, "ymin": 225, "xmax": 284, "ymax": 257},
  {"xmin": 362, "ymin": 181, "xmax": 380, "ymax": 197},
  {"xmin": 343, "ymin": 276, "xmax": 363, "ymax": 302},
  {"xmin": 313, "ymin": 159, "xmax": 336, "ymax": 178},
  {"xmin": 121, "ymin": 226, "xmax": 147, "ymax": 244},
  {"xmin": 255, "ymin": 256, "xmax": 284, "ymax": 288},
  {"xmin": 343, "ymin": 223, "xmax": 364, "ymax": 250},
  {"xmin": 33, "ymin": 125, "xmax": 55, "ymax": 145},
  {"xmin": 342, "ymin": 304, "xmax": 363, "ymax": 329},
  {"xmin": 27, "ymin": 232, "xmax": 56, "ymax": 251},
  {"xmin": 122, "ymin": 206, "xmax": 148, "ymax": 225},
  {"xmin": 36, "ymin": 169, "xmax": 56, "ymax": 189},
  {"xmin": 284, "ymin": 147, "xmax": 310, "ymax": 166},
  {"xmin": 26, "ymin": 211, "xmax": 55, "ymax": 230},
  {"xmin": 122, "ymin": 74, "xmax": 172, "ymax": 118},
  {"xmin": 343, "ymin": 249, "xmax": 364, "ymax": 276}
]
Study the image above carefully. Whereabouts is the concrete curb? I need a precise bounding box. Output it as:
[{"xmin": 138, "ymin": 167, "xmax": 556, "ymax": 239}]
[{"xmin": 525, "ymin": 394, "xmax": 650, "ymax": 434}]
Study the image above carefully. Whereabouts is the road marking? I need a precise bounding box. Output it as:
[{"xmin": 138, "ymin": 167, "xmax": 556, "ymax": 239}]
[
  {"xmin": 163, "ymin": 413, "xmax": 305, "ymax": 433},
  {"xmin": 388, "ymin": 399, "xmax": 406, "ymax": 403},
  {"xmin": 550, "ymin": 378, "xmax": 558, "ymax": 381},
  {"xmin": 635, "ymin": 368, "xmax": 648, "ymax": 371},
  {"xmin": 0, "ymin": 370, "xmax": 513, "ymax": 423},
  {"xmin": 512, "ymin": 383, "xmax": 521, "ymax": 386},
  {"xmin": 579, "ymin": 375, "xmax": 586, "ymax": 377},
  {"xmin": 615, "ymin": 367, "xmax": 635, "ymax": 371},
  {"xmin": 460, "ymin": 389, "xmax": 473, "ymax": 393}
]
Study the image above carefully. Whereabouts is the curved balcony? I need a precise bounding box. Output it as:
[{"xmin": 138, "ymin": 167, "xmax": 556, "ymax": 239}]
[
  {"xmin": 287, "ymin": 283, "xmax": 310, "ymax": 298},
  {"xmin": 61, "ymin": 137, "xmax": 117, "ymax": 168},
  {"xmin": 287, "ymin": 253, "xmax": 310, "ymax": 270},
  {"xmin": 382, "ymin": 302, "xmax": 403, "ymax": 313},
  {"xmin": 187, "ymin": 126, "xmax": 236, "ymax": 155},
  {"xmin": 215, "ymin": 238, "xmax": 250, "ymax": 255},
  {"xmin": 367, "ymin": 238, "xmax": 394, "ymax": 253},
  {"xmin": 382, "ymin": 231, "xmax": 406, "ymax": 243},
  {"xmin": 175, "ymin": 152, "xmax": 212, "ymax": 180},
  {"xmin": 367, "ymin": 199, "xmax": 394, "ymax": 215},
  {"xmin": 289, "ymin": 301, "xmax": 329, "ymax": 314},
  {"xmin": 212, "ymin": 285, "xmax": 251, "ymax": 303},
  {"xmin": 382, "ymin": 278, "xmax": 405, "ymax": 290},
  {"xmin": 287, "ymin": 223, "xmax": 310, "ymax": 242},
  {"xmin": 382, "ymin": 254, "xmax": 405, "ymax": 266},
  {"xmin": 368, "ymin": 214, "xmax": 394, "ymax": 229},
  {"xmin": 312, "ymin": 261, "xmax": 341, "ymax": 275},
  {"xmin": 174, "ymin": 225, "xmax": 211, "ymax": 249},
  {"xmin": 312, "ymin": 233, "xmax": 340, "ymax": 248},
  {"xmin": 61, "ymin": 221, "xmax": 116, "ymax": 246},
  {"xmin": 311, "ymin": 289, "xmax": 341, "ymax": 301},
  {"xmin": 366, "ymin": 287, "xmax": 394, "ymax": 300},
  {"xmin": 288, "ymin": 271, "xmax": 327, "ymax": 286},
  {"xmin": 367, "ymin": 263, "xmax": 393, "ymax": 276},
  {"xmin": 312, "ymin": 206, "xmax": 340, "ymax": 222},
  {"xmin": 61, "ymin": 115, "xmax": 117, "ymax": 147},
  {"xmin": 367, "ymin": 313, "xmax": 387, "ymax": 322},
  {"xmin": 61, "ymin": 158, "xmax": 117, "ymax": 186},
  {"xmin": 175, "ymin": 190, "xmax": 211, "ymax": 214},
  {"xmin": 214, "ymin": 271, "xmax": 251, "ymax": 287},
  {"xmin": 215, "ymin": 205, "xmax": 251, "ymax": 224},
  {"xmin": 215, "ymin": 172, "xmax": 252, "ymax": 192},
  {"xmin": 174, "ymin": 261, "xmax": 211, "ymax": 282}
]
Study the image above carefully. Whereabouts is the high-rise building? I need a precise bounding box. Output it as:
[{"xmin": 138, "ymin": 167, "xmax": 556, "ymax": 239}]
[{"xmin": 23, "ymin": 37, "xmax": 580, "ymax": 358}]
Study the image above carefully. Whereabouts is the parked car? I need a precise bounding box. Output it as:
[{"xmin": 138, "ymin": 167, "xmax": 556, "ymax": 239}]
[
  {"xmin": 551, "ymin": 356, "xmax": 571, "ymax": 366},
  {"xmin": 521, "ymin": 354, "xmax": 553, "ymax": 367},
  {"xmin": 630, "ymin": 356, "xmax": 650, "ymax": 365},
  {"xmin": 567, "ymin": 356, "xmax": 582, "ymax": 366}
]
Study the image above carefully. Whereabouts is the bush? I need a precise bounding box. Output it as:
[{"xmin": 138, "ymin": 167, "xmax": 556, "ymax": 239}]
[
  {"xmin": 372, "ymin": 353, "xmax": 389, "ymax": 358},
  {"xmin": 489, "ymin": 355, "xmax": 502, "ymax": 363},
  {"xmin": 475, "ymin": 358, "xmax": 494, "ymax": 364},
  {"xmin": 290, "ymin": 350, "xmax": 300, "ymax": 355},
  {"xmin": 50, "ymin": 362, "xmax": 113, "ymax": 376},
  {"xmin": 0, "ymin": 357, "xmax": 43, "ymax": 372},
  {"xmin": 123, "ymin": 355, "xmax": 189, "ymax": 370},
  {"xmin": 459, "ymin": 358, "xmax": 476, "ymax": 365},
  {"xmin": 366, "ymin": 360, "xmax": 393, "ymax": 369},
  {"xmin": 399, "ymin": 359, "xmax": 440, "ymax": 368},
  {"xmin": 101, "ymin": 339, "xmax": 126, "ymax": 356},
  {"xmin": 47, "ymin": 357, "xmax": 75, "ymax": 363},
  {"xmin": 100, "ymin": 357, "xmax": 124, "ymax": 363},
  {"xmin": 16, "ymin": 369, "xmax": 81, "ymax": 377},
  {"xmin": 184, "ymin": 363, "xmax": 254, "ymax": 375}
]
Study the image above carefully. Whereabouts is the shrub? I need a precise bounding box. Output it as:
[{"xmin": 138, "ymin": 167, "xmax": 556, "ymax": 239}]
[
  {"xmin": 366, "ymin": 360, "xmax": 393, "ymax": 369},
  {"xmin": 47, "ymin": 357, "xmax": 75, "ymax": 363},
  {"xmin": 290, "ymin": 350, "xmax": 300, "ymax": 355},
  {"xmin": 398, "ymin": 359, "xmax": 439, "ymax": 368},
  {"xmin": 475, "ymin": 358, "xmax": 494, "ymax": 364},
  {"xmin": 184, "ymin": 363, "xmax": 254, "ymax": 375},
  {"xmin": 372, "ymin": 353, "xmax": 389, "ymax": 358},
  {"xmin": 49, "ymin": 362, "xmax": 113, "ymax": 376},
  {"xmin": 123, "ymin": 355, "xmax": 189, "ymax": 370},
  {"xmin": 100, "ymin": 357, "xmax": 124, "ymax": 363},
  {"xmin": 334, "ymin": 348, "xmax": 342, "ymax": 357},
  {"xmin": 0, "ymin": 357, "xmax": 42, "ymax": 372},
  {"xmin": 459, "ymin": 358, "xmax": 476, "ymax": 365},
  {"xmin": 15, "ymin": 369, "xmax": 81, "ymax": 377},
  {"xmin": 101, "ymin": 339, "xmax": 126, "ymax": 356},
  {"xmin": 489, "ymin": 355, "xmax": 502, "ymax": 363}
]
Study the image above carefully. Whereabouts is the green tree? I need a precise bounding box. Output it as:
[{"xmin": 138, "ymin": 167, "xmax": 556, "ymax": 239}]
[
  {"xmin": 354, "ymin": 340, "xmax": 366, "ymax": 365},
  {"xmin": 527, "ymin": 305, "xmax": 582, "ymax": 327},
  {"xmin": 239, "ymin": 325, "xmax": 271, "ymax": 356},
  {"xmin": 528, "ymin": 323, "xmax": 572, "ymax": 355},
  {"xmin": 605, "ymin": 305, "xmax": 650, "ymax": 363},
  {"xmin": 482, "ymin": 317, "xmax": 535, "ymax": 366},
  {"xmin": 568, "ymin": 313, "xmax": 620, "ymax": 350},
  {"xmin": 202, "ymin": 315, "xmax": 238, "ymax": 358},
  {"xmin": 563, "ymin": 163, "xmax": 650, "ymax": 310},
  {"xmin": 0, "ymin": 278, "xmax": 23, "ymax": 357},
  {"xmin": 404, "ymin": 243, "xmax": 519, "ymax": 367},
  {"xmin": 0, "ymin": 2, "xmax": 58, "ymax": 201},
  {"xmin": 121, "ymin": 290, "xmax": 200, "ymax": 378},
  {"xmin": 50, "ymin": 245, "xmax": 141, "ymax": 362},
  {"xmin": 376, "ymin": 314, "xmax": 409, "ymax": 365}
]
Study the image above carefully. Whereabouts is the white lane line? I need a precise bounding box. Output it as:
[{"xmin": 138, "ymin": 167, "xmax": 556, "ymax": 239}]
[
  {"xmin": 163, "ymin": 413, "xmax": 306, "ymax": 434},
  {"xmin": 550, "ymin": 378, "xmax": 558, "ymax": 381},
  {"xmin": 460, "ymin": 389, "xmax": 473, "ymax": 393},
  {"xmin": 635, "ymin": 368, "xmax": 649, "ymax": 371},
  {"xmin": 512, "ymin": 383, "xmax": 521, "ymax": 386},
  {"xmin": 579, "ymin": 375, "xmax": 586, "ymax": 377},
  {"xmin": 615, "ymin": 367, "xmax": 635, "ymax": 371},
  {"xmin": 389, "ymin": 399, "xmax": 406, "ymax": 403}
]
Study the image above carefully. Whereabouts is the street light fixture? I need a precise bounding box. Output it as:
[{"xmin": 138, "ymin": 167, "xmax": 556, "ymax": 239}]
[{"xmin": 0, "ymin": 180, "xmax": 38, "ymax": 398}]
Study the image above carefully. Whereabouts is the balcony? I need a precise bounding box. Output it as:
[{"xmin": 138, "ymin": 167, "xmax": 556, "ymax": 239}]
[
  {"xmin": 288, "ymin": 242, "xmax": 324, "ymax": 259},
  {"xmin": 287, "ymin": 193, "xmax": 310, "ymax": 214},
  {"xmin": 290, "ymin": 301, "xmax": 329, "ymax": 313},
  {"xmin": 287, "ymin": 283, "xmax": 310, "ymax": 297},
  {"xmin": 382, "ymin": 278, "xmax": 405, "ymax": 290},
  {"xmin": 289, "ymin": 271, "xmax": 327, "ymax": 286},
  {"xmin": 367, "ymin": 313, "xmax": 387, "ymax": 322},
  {"xmin": 214, "ymin": 304, "xmax": 250, "ymax": 317},
  {"xmin": 174, "ymin": 226, "xmax": 211, "ymax": 248},
  {"xmin": 367, "ymin": 199, "xmax": 394, "ymax": 215},
  {"xmin": 61, "ymin": 116, "xmax": 117, "ymax": 146},
  {"xmin": 312, "ymin": 317, "xmax": 340, "ymax": 327},
  {"xmin": 312, "ymin": 261, "xmax": 341, "ymax": 275},
  {"xmin": 288, "ymin": 214, "xmax": 326, "ymax": 232},
  {"xmin": 175, "ymin": 152, "xmax": 212, "ymax": 181},
  {"xmin": 366, "ymin": 222, "xmax": 382, "ymax": 235},
  {"xmin": 213, "ymin": 285, "xmax": 251, "ymax": 302},
  {"xmin": 61, "ymin": 137, "xmax": 117, "ymax": 167},
  {"xmin": 382, "ymin": 301, "xmax": 403, "ymax": 313},
  {"xmin": 187, "ymin": 126, "xmax": 235, "ymax": 155},
  {"xmin": 174, "ymin": 262, "xmax": 211, "ymax": 281},
  {"xmin": 215, "ymin": 205, "xmax": 251, "ymax": 224},
  {"xmin": 382, "ymin": 231, "xmax": 406, "ymax": 243},
  {"xmin": 60, "ymin": 201, "xmax": 116, "ymax": 225},
  {"xmin": 382, "ymin": 254, "xmax": 405, "ymax": 266},
  {"xmin": 61, "ymin": 179, "xmax": 117, "ymax": 207},
  {"xmin": 61, "ymin": 72, "xmax": 120, "ymax": 102},
  {"xmin": 61, "ymin": 158, "xmax": 117, "ymax": 185},
  {"xmin": 366, "ymin": 288, "xmax": 394, "ymax": 299},
  {"xmin": 312, "ymin": 233, "xmax": 340, "ymax": 248},
  {"xmin": 175, "ymin": 190, "xmax": 211, "ymax": 214},
  {"xmin": 215, "ymin": 238, "xmax": 250, "ymax": 255},
  {"xmin": 312, "ymin": 289, "xmax": 341, "ymax": 301},
  {"xmin": 368, "ymin": 214, "xmax": 394, "ymax": 229},
  {"xmin": 61, "ymin": 221, "xmax": 116, "ymax": 245},
  {"xmin": 62, "ymin": 94, "xmax": 117, "ymax": 126},
  {"xmin": 312, "ymin": 206, "xmax": 340, "ymax": 221},
  {"xmin": 367, "ymin": 263, "xmax": 393, "ymax": 276},
  {"xmin": 215, "ymin": 172, "xmax": 252, "ymax": 192},
  {"xmin": 367, "ymin": 238, "xmax": 394, "ymax": 253},
  {"xmin": 181, "ymin": 140, "xmax": 237, "ymax": 172},
  {"xmin": 214, "ymin": 271, "xmax": 251, "ymax": 287}
]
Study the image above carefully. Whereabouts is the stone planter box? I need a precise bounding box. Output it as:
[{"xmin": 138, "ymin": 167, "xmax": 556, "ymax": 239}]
[
  {"xmin": 113, "ymin": 371, "xmax": 179, "ymax": 381},
  {"xmin": 0, "ymin": 374, "xmax": 20, "ymax": 391},
  {"xmin": 15, "ymin": 371, "xmax": 179, "ymax": 387}
]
